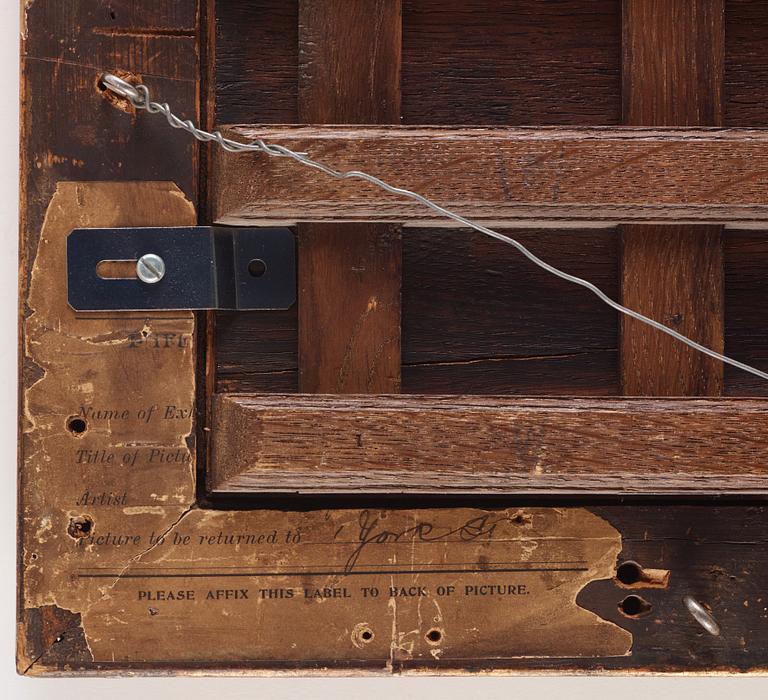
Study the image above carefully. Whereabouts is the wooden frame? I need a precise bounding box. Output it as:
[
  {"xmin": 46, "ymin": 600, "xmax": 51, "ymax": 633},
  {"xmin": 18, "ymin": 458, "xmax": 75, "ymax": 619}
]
[{"xmin": 18, "ymin": 0, "xmax": 768, "ymax": 676}]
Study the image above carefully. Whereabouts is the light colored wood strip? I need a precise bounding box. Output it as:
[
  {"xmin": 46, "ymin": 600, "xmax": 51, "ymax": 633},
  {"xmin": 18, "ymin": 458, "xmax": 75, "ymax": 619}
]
[
  {"xmin": 621, "ymin": 226, "xmax": 723, "ymax": 394},
  {"xmin": 211, "ymin": 126, "xmax": 768, "ymax": 226},
  {"xmin": 209, "ymin": 394, "xmax": 768, "ymax": 494}
]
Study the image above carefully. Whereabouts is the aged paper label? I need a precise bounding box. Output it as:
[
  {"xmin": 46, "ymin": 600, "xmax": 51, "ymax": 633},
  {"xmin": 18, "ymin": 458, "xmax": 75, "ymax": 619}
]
[{"xmin": 20, "ymin": 182, "xmax": 630, "ymax": 672}]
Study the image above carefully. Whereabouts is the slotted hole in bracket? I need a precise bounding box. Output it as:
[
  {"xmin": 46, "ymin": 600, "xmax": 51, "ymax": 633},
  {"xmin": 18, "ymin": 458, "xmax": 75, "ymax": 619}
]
[{"xmin": 96, "ymin": 259, "xmax": 138, "ymax": 279}]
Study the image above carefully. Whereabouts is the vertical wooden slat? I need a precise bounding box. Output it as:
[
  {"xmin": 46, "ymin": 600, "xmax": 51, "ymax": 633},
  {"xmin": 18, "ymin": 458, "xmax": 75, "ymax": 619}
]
[
  {"xmin": 621, "ymin": 0, "xmax": 724, "ymax": 396},
  {"xmin": 297, "ymin": 0, "xmax": 402, "ymax": 393},
  {"xmin": 201, "ymin": 0, "xmax": 219, "ymax": 491}
]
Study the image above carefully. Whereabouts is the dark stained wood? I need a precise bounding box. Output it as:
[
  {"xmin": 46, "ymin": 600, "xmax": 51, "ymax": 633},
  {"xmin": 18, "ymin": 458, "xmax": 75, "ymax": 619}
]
[
  {"xmin": 209, "ymin": 394, "xmax": 768, "ymax": 495},
  {"xmin": 215, "ymin": 0, "xmax": 299, "ymax": 124},
  {"xmin": 211, "ymin": 1, "xmax": 768, "ymax": 401},
  {"xmin": 299, "ymin": 0, "xmax": 401, "ymax": 123},
  {"xmin": 215, "ymin": 308, "xmax": 299, "ymax": 393},
  {"xmin": 402, "ymin": 227, "xmax": 619, "ymax": 394},
  {"xmin": 724, "ymin": 0, "xmax": 768, "ymax": 126},
  {"xmin": 213, "ymin": 0, "xmax": 768, "ymax": 130},
  {"xmin": 574, "ymin": 504, "xmax": 768, "ymax": 673},
  {"xmin": 216, "ymin": 227, "xmax": 620, "ymax": 396},
  {"xmin": 211, "ymin": 0, "xmax": 300, "ymax": 396},
  {"xmin": 215, "ymin": 0, "xmax": 621, "ymax": 127},
  {"xmin": 297, "ymin": 0, "xmax": 402, "ymax": 393},
  {"xmin": 401, "ymin": 0, "xmax": 621, "ymax": 125},
  {"xmin": 212, "ymin": 126, "xmax": 768, "ymax": 227},
  {"xmin": 724, "ymin": 229, "xmax": 768, "ymax": 396},
  {"xmin": 621, "ymin": 0, "xmax": 725, "ymax": 396},
  {"xmin": 21, "ymin": 0, "xmax": 199, "ymax": 291},
  {"xmin": 213, "ymin": 226, "xmax": 768, "ymax": 399},
  {"xmin": 19, "ymin": 0, "xmax": 200, "ymax": 674}
]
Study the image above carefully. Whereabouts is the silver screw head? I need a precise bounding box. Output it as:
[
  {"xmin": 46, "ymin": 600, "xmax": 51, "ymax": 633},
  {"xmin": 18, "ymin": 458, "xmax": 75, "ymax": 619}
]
[{"xmin": 136, "ymin": 254, "xmax": 166, "ymax": 284}]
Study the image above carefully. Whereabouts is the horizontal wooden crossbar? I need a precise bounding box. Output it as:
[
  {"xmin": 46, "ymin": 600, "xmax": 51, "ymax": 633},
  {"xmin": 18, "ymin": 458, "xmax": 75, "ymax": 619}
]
[
  {"xmin": 209, "ymin": 394, "xmax": 768, "ymax": 495},
  {"xmin": 213, "ymin": 126, "xmax": 768, "ymax": 227}
]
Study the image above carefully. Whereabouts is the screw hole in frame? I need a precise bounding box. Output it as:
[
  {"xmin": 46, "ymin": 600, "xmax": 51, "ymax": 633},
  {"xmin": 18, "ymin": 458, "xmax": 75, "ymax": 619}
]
[
  {"xmin": 67, "ymin": 416, "xmax": 88, "ymax": 436},
  {"xmin": 619, "ymin": 594, "xmax": 653, "ymax": 618},
  {"xmin": 616, "ymin": 561, "xmax": 643, "ymax": 585}
]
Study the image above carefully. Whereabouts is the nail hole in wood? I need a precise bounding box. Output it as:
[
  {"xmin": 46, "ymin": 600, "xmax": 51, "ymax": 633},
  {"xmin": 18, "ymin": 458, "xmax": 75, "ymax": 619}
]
[
  {"xmin": 351, "ymin": 623, "xmax": 375, "ymax": 647},
  {"xmin": 619, "ymin": 594, "xmax": 652, "ymax": 618},
  {"xmin": 616, "ymin": 561, "xmax": 643, "ymax": 585},
  {"xmin": 426, "ymin": 628, "xmax": 442, "ymax": 644},
  {"xmin": 615, "ymin": 560, "xmax": 670, "ymax": 589}
]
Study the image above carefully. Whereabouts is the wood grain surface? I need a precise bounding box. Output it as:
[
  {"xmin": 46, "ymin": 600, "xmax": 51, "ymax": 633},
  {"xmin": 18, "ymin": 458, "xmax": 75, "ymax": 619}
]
[
  {"xmin": 212, "ymin": 126, "xmax": 768, "ymax": 226},
  {"xmin": 19, "ymin": 0, "xmax": 201, "ymax": 675},
  {"xmin": 214, "ymin": 0, "xmax": 768, "ymax": 128},
  {"xmin": 212, "ymin": 1, "xmax": 768, "ymax": 401},
  {"xmin": 210, "ymin": 393, "xmax": 768, "ymax": 495},
  {"xmin": 401, "ymin": 0, "xmax": 621, "ymax": 125},
  {"xmin": 621, "ymin": 0, "xmax": 725, "ymax": 395},
  {"xmin": 621, "ymin": 226, "xmax": 724, "ymax": 395},
  {"xmin": 215, "ymin": 227, "xmax": 621, "ymax": 395},
  {"xmin": 297, "ymin": 0, "xmax": 402, "ymax": 393}
]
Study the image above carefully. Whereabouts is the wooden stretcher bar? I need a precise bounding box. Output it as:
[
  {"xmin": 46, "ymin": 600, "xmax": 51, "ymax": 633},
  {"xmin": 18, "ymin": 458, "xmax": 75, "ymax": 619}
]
[
  {"xmin": 213, "ymin": 126, "xmax": 768, "ymax": 226},
  {"xmin": 209, "ymin": 394, "xmax": 768, "ymax": 495}
]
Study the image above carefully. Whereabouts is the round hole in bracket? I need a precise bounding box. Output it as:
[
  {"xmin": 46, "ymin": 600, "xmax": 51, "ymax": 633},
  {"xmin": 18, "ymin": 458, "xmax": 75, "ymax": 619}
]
[
  {"xmin": 619, "ymin": 594, "xmax": 652, "ymax": 618},
  {"xmin": 248, "ymin": 258, "xmax": 267, "ymax": 278},
  {"xmin": 67, "ymin": 416, "xmax": 88, "ymax": 436}
]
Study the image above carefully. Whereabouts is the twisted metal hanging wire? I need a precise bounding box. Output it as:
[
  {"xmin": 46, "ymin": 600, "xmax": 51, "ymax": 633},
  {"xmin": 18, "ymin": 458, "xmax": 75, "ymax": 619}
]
[{"xmin": 101, "ymin": 73, "xmax": 768, "ymax": 384}]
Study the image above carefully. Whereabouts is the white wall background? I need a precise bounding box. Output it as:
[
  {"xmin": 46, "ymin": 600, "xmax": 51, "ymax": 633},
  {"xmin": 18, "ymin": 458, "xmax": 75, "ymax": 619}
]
[{"xmin": 1, "ymin": 2, "xmax": 765, "ymax": 698}]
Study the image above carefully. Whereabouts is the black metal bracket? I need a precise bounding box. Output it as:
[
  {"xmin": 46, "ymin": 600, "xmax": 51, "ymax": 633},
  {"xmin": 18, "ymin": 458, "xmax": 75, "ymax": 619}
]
[{"xmin": 67, "ymin": 227, "xmax": 296, "ymax": 311}]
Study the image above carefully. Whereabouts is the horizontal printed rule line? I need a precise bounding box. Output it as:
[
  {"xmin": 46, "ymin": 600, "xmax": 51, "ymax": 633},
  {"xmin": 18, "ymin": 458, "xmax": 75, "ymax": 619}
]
[
  {"xmin": 76, "ymin": 566, "xmax": 590, "ymax": 579},
  {"xmin": 76, "ymin": 560, "xmax": 587, "ymax": 572}
]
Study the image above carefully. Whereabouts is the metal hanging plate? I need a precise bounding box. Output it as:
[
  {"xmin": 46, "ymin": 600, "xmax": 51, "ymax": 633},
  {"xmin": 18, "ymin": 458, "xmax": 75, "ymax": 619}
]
[{"xmin": 67, "ymin": 226, "xmax": 296, "ymax": 311}]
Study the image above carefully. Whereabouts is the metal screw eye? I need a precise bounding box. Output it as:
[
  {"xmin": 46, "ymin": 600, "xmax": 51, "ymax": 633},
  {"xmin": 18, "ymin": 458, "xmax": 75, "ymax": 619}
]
[{"xmin": 683, "ymin": 595, "xmax": 721, "ymax": 636}]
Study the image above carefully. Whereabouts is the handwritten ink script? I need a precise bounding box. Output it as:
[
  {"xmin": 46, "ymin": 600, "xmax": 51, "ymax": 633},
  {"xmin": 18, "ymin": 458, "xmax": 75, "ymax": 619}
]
[{"xmin": 342, "ymin": 510, "xmax": 507, "ymax": 573}]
